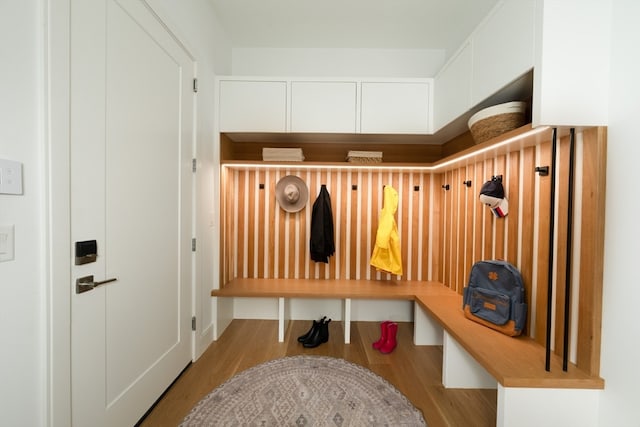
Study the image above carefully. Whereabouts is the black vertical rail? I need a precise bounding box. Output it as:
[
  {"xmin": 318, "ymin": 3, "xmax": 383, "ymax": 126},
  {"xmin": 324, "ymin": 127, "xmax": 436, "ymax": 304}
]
[
  {"xmin": 563, "ymin": 128, "xmax": 576, "ymax": 371},
  {"xmin": 545, "ymin": 128, "xmax": 558, "ymax": 372}
]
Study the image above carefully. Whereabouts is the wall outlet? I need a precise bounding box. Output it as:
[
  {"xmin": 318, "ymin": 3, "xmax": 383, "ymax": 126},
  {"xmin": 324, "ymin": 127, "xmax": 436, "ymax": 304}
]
[
  {"xmin": 0, "ymin": 225, "xmax": 15, "ymax": 262},
  {"xmin": 0, "ymin": 159, "xmax": 23, "ymax": 195}
]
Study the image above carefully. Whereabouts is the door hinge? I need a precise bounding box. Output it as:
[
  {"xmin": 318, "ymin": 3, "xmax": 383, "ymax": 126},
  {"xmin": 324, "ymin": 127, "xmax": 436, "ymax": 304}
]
[
  {"xmin": 193, "ymin": 78, "xmax": 198, "ymax": 93},
  {"xmin": 192, "ymin": 158, "xmax": 197, "ymax": 173},
  {"xmin": 191, "ymin": 238, "xmax": 196, "ymax": 252},
  {"xmin": 191, "ymin": 316, "xmax": 196, "ymax": 331}
]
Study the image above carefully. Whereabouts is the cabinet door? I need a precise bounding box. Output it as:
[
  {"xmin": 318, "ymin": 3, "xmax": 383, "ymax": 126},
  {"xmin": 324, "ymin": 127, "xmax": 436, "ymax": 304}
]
[
  {"xmin": 471, "ymin": 0, "xmax": 535, "ymax": 106},
  {"xmin": 434, "ymin": 42, "xmax": 472, "ymax": 131},
  {"xmin": 219, "ymin": 80, "xmax": 287, "ymax": 132},
  {"xmin": 361, "ymin": 82, "xmax": 430, "ymax": 134},
  {"xmin": 290, "ymin": 81, "xmax": 357, "ymax": 133}
]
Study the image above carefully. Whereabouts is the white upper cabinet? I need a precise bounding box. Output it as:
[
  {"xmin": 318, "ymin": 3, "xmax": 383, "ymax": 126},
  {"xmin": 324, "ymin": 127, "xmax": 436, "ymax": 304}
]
[
  {"xmin": 432, "ymin": 0, "xmax": 535, "ymax": 132},
  {"xmin": 471, "ymin": 0, "xmax": 535, "ymax": 106},
  {"xmin": 360, "ymin": 81, "xmax": 431, "ymax": 134},
  {"xmin": 290, "ymin": 81, "xmax": 357, "ymax": 133},
  {"xmin": 532, "ymin": 0, "xmax": 610, "ymax": 127},
  {"xmin": 217, "ymin": 77, "xmax": 432, "ymax": 135},
  {"xmin": 219, "ymin": 80, "xmax": 287, "ymax": 132},
  {"xmin": 434, "ymin": 42, "xmax": 473, "ymax": 130}
]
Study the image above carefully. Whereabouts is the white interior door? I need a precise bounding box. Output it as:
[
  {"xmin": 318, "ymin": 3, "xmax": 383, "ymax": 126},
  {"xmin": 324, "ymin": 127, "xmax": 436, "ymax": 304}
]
[{"xmin": 70, "ymin": 1, "xmax": 194, "ymax": 426}]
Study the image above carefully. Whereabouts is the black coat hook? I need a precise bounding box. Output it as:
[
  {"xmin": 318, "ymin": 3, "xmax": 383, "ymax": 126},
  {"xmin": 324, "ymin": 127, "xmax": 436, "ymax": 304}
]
[
  {"xmin": 463, "ymin": 180, "xmax": 472, "ymax": 187},
  {"xmin": 492, "ymin": 175, "xmax": 503, "ymax": 182},
  {"xmin": 442, "ymin": 184, "xmax": 450, "ymax": 191},
  {"xmin": 535, "ymin": 166, "xmax": 549, "ymax": 176}
]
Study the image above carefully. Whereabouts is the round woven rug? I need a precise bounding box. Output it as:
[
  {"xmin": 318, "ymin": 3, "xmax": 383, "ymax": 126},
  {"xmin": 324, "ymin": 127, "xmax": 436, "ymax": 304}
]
[{"xmin": 180, "ymin": 355, "xmax": 427, "ymax": 426}]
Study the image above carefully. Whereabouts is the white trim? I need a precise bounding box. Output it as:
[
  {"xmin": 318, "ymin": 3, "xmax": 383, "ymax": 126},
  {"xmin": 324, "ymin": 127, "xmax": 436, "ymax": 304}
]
[{"xmin": 47, "ymin": 0, "xmax": 72, "ymax": 425}]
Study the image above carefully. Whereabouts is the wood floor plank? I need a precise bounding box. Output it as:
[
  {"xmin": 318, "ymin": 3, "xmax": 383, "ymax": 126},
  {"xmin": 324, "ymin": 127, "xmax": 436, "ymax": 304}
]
[{"xmin": 138, "ymin": 319, "xmax": 496, "ymax": 427}]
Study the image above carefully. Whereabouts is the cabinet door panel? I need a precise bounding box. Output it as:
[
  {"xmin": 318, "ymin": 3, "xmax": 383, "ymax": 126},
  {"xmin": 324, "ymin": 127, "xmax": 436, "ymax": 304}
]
[
  {"xmin": 290, "ymin": 81, "xmax": 357, "ymax": 133},
  {"xmin": 219, "ymin": 80, "xmax": 287, "ymax": 132},
  {"xmin": 471, "ymin": 0, "xmax": 535, "ymax": 105},
  {"xmin": 361, "ymin": 82, "xmax": 430, "ymax": 134},
  {"xmin": 434, "ymin": 42, "xmax": 472, "ymax": 131}
]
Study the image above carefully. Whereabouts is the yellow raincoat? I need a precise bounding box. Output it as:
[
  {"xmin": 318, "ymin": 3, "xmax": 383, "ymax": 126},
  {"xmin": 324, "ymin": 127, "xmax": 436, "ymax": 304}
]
[{"xmin": 370, "ymin": 185, "xmax": 403, "ymax": 276}]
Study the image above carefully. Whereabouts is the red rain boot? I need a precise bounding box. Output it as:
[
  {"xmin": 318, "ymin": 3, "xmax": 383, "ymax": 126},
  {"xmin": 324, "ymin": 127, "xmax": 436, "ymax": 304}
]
[
  {"xmin": 372, "ymin": 321, "xmax": 390, "ymax": 349},
  {"xmin": 379, "ymin": 322, "xmax": 398, "ymax": 354}
]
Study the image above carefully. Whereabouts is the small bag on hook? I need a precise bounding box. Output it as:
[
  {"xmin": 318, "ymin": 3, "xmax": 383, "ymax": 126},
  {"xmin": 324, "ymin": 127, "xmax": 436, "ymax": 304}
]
[{"xmin": 479, "ymin": 178, "xmax": 508, "ymax": 217}]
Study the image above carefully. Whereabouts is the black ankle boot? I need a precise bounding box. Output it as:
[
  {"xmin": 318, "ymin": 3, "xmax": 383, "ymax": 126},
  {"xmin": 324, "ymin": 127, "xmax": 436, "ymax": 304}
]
[
  {"xmin": 303, "ymin": 318, "xmax": 331, "ymax": 348},
  {"xmin": 298, "ymin": 317, "xmax": 325, "ymax": 342}
]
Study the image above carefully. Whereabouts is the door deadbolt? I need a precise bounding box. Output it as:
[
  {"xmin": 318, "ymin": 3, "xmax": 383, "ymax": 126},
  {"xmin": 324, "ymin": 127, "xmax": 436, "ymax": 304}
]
[{"xmin": 75, "ymin": 275, "xmax": 118, "ymax": 294}]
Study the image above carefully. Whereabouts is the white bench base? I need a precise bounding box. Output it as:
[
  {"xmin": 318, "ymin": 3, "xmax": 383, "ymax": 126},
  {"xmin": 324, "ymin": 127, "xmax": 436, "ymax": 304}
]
[
  {"xmin": 498, "ymin": 386, "xmax": 600, "ymax": 427},
  {"xmin": 413, "ymin": 302, "xmax": 602, "ymax": 427}
]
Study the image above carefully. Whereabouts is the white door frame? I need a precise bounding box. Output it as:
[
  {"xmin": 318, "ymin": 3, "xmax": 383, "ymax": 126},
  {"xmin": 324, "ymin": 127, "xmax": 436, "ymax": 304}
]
[
  {"xmin": 46, "ymin": 1, "xmax": 72, "ymax": 425},
  {"xmin": 45, "ymin": 1, "xmax": 198, "ymax": 425}
]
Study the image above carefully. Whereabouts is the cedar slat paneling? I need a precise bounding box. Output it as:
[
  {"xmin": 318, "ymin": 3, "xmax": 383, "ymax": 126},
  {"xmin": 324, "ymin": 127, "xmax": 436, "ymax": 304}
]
[
  {"xmin": 349, "ymin": 171, "xmax": 358, "ymax": 279},
  {"xmin": 482, "ymin": 160, "xmax": 493, "ymax": 262},
  {"xmin": 506, "ymin": 151, "xmax": 520, "ymax": 265},
  {"xmin": 225, "ymin": 169, "xmax": 436, "ymax": 282},
  {"xmin": 554, "ymin": 135, "xmax": 571, "ymax": 355},
  {"xmin": 410, "ymin": 174, "xmax": 421, "ymax": 280},
  {"xmin": 463, "ymin": 165, "xmax": 475, "ymax": 292},
  {"xmin": 257, "ymin": 170, "xmax": 266, "ymax": 279},
  {"xmin": 493, "ymin": 155, "xmax": 507, "ymax": 260},
  {"xmin": 473, "ymin": 164, "xmax": 484, "ymax": 276},
  {"xmin": 577, "ymin": 127, "xmax": 606, "ymax": 376},
  {"xmin": 430, "ymin": 173, "xmax": 442, "ymax": 283},
  {"xmin": 247, "ymin": 171, "xmax": 256, "ymax": 278},
  {"xmin": 519, "ymin": 146, "xmax": 536, "ymax": 336},
  {"xmin": 451, "ymin": 169, "xmax": 462, "ymax": 293},
  {"xmin": 219, "ymin": 127, "xmax": 606, "ymax": 377},
  {"xmin": 534, "ymin": 141, "xmax": 552, "ymax": 346}
]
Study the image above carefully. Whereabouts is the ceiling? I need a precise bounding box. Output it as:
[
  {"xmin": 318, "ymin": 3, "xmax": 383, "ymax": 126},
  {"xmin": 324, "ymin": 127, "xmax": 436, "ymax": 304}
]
[{"xmin": 208, "ymin": 0, "xmax": 500, "ymax": 55}]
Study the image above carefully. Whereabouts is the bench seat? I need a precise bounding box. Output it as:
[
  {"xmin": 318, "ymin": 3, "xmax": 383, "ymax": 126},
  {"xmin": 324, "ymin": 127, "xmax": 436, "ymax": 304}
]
[
  {"xmin": 211, "ymin": 278, "xmax": 603, "ymax": 390},
  {"xmin": 415, "ymin": 294, "xmax": 604, "ymax": 390},
  {"xmin": 211, "ymin": 277, "xmax": 449, "ymax": 299}
]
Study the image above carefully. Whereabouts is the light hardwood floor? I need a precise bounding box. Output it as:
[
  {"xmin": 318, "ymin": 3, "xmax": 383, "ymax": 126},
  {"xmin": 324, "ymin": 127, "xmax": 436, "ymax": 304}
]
[{"xmin": 139, "ymin": 319, "xmax": 496, "ymax": 427}]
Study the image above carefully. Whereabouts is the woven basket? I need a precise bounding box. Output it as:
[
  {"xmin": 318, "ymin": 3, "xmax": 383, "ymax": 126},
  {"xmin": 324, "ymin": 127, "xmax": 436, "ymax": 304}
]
[
  {"xmin": 346, "ymin": 150, "xmax": 382, "ymax": 163},
  {"xmin": 468, "ymin": 102, "xmax": 527, "ymax": 144},
  {"xmin": 347, "ymin": 157, "xmax": 382, "ymax": 163}
]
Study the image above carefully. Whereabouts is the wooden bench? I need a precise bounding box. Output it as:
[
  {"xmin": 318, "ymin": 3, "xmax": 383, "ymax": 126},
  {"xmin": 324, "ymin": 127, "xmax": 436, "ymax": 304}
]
[
  {"xmin": 212, "ymin": 278, "xmax": 604, "ymax": 427},
  {"xmin": 211, "ymin": 278, "xmax": 442, "ymax": 343}
]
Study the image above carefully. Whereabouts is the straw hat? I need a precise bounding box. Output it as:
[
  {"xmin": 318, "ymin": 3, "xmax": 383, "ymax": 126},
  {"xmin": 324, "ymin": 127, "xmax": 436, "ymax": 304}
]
[{"xmin": 275, "ymin": 175, "xmax": 308, "ymax": 213}]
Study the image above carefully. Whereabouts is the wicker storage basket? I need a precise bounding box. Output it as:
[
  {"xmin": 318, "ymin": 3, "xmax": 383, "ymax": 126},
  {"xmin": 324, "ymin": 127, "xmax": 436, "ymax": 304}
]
[
  {"xmin": 346, "ymin": 150, "xmax": 383, "ymax": 163},
  {"xmin": 468, "ymin": 101, "xmax": 527, "ymax": 144}
]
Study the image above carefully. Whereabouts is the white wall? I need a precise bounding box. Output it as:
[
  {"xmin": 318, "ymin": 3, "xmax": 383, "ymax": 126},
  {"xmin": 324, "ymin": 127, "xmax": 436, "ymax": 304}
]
[
  {"xmin": 231, "ymin": 47, "xmax": 445, "ymax": 77},
  {"xmin": 0, "ymin": 1, "xmax": 46, "ymax": 426},
  {"xmin": 148, "ymin": 0, "xmax": 231, "ymax": 75},
  {"xmin": 598, "ymin": 0, "xmax": 640, "ymax": 425}
]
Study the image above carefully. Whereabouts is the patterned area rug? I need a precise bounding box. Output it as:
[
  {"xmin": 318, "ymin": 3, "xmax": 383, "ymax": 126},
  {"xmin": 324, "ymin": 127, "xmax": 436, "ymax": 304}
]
[{"xmin": 181, "ymin": 355, "xmax": 427, "ymax": 426}]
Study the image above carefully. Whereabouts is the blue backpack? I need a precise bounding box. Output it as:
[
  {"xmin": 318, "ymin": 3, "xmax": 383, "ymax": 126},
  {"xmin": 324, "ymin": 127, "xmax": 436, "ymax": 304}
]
[{"xmin": 462, "ymin": 260, "xmax": 527, "ymax": 336}]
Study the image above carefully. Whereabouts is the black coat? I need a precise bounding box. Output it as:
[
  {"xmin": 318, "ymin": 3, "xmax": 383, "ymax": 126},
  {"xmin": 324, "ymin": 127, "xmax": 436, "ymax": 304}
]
[{"xmin": 310, "ymin": 185, "xmax": 335, "ymax": 263}]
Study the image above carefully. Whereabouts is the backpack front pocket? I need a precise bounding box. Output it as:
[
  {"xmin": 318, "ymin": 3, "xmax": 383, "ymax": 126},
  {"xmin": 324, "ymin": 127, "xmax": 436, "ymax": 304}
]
[{"xmin": 468, "ymin": 287, "xmax": 511, "ymax": 325}]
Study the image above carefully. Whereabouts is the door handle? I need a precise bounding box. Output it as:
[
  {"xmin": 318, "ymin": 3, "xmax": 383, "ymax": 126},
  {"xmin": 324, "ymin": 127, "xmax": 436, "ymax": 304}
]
[{"xmin": 75, "ymin": 275, "xmax": 118, "ymax": 294}]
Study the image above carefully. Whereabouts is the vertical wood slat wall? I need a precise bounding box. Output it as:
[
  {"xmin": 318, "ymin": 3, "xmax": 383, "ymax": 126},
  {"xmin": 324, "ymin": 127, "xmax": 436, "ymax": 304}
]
[
  {"xmin": 436, "ymin": 127, "xmax": 606, "ymax": 376},
  {"xmin": 219, "ymin": 127, "xmax": 606, "ymax": 377},
  {"xmin": 221, "ymin": 167, "xmax": 437, "ymax": 284}
]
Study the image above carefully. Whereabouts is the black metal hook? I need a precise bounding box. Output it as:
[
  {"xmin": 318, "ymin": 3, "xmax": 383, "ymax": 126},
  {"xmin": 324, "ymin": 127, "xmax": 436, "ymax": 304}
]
[
  {"xmin": 491, "ymin": 175, "xmax": 503, "ymax": 182},
  {"xmin": 535, "ymin": 166, "xmax": 549, "ymax": 176},
  {"xmin": 463, "ymin": 180, "xmax": 472, "ymax": 187},
  {"xmin": 442, "ymin": 184, "xmax": 450, "ymax": 191}
]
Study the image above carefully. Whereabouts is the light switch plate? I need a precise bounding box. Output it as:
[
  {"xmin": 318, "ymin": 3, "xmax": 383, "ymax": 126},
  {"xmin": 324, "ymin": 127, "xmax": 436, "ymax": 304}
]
[
  {"xmin": 0, "ymin": 159, "xmax": 23, "ymax": 195},
  {"xmin": 0, "ymin": 225, "xmax": 15, "ymax": 262}
]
